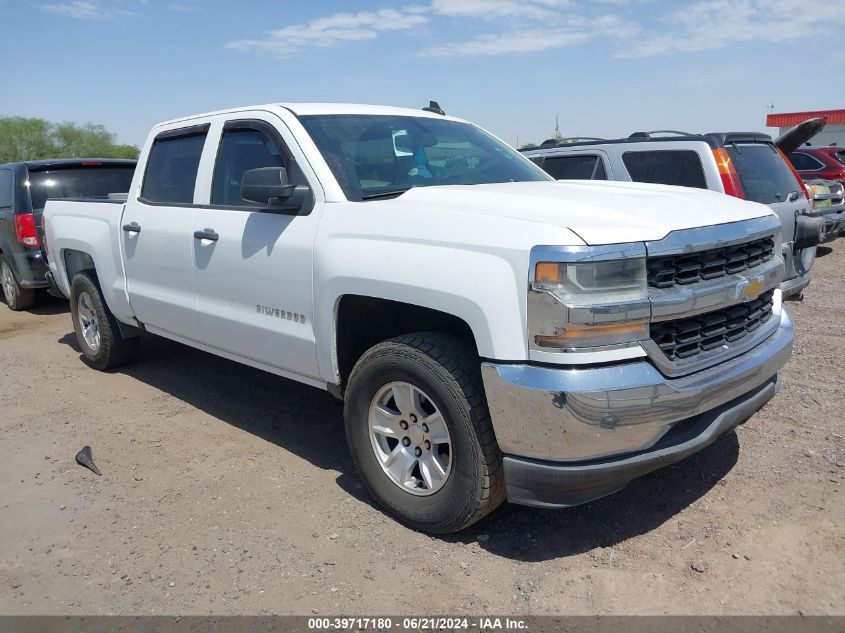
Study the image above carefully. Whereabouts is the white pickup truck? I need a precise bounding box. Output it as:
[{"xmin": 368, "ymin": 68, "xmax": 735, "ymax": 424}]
[{"xmin": 44, "ymin": 103, "xmax": 793, "ymax": 533}]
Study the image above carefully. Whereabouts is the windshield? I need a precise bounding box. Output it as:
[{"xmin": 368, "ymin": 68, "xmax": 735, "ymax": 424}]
[
  {"xmin": 28, "ymin": 164, "xmax": 135, "ymax": 210},
  {"xmin": 299, "ymin": 115, "xmax": 549, "ymax": 201}
]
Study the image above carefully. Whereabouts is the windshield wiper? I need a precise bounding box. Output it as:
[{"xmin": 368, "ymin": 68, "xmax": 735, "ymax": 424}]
[{"xmin": 361, "ymin": 187, "xmax": 414, "ymax": 200}]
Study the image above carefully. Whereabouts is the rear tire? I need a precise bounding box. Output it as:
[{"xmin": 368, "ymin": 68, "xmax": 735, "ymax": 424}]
[
  {"xmin": 69, "ymin": 271, "xmax": 139, "ymax": 370},
  {"xmin": 0, "ymin": 254, "xmax": 36, "ymax": 311},
  {"xmin": 344, "ymin": 332, "xmax": 505, "ymax": 534}
]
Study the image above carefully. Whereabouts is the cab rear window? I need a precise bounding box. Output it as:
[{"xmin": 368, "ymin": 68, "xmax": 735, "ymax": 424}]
[{"xmin": 726, "ymin": 144, "xmax": 802, "ymax": 204}]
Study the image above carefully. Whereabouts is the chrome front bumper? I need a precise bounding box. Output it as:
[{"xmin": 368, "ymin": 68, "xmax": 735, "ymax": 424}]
[
  {"xmin": 482, "ymin": 305, "xmax": 792, "ymax": 464},
  {"xmin": 482, "ymin": 307, "xmax": 792, "ymax": 507}
]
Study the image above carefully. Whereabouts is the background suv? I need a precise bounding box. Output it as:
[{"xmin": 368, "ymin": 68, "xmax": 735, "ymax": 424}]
[
  {"xmin": 523, "ymin": 130, "xmax": 821, "ymax": 298},
  {"xmin": 789, "ymin": 146, "xmax": 845, "ymax": 184},
  {"xmin": 0, "ymin": 159, "xmax": 135, "ymax": 310}
]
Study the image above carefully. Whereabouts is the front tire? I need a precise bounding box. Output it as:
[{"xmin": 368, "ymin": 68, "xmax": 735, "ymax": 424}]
[
  {"xmin": 69, "ymin": 271, "xmax": 139, "ymax": 370},
  {"xmin": 0, "ymin": 254, "xmax": 36, "ymax": 311},
  {"xmin": 344, "ymin": 333, "xmax": 505, "ymax": 534}
]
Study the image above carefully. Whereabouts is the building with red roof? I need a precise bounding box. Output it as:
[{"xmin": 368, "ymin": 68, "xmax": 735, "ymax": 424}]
[{"xmin": 767, "ymin": 109, "xmax": 845, "ymax": 148}]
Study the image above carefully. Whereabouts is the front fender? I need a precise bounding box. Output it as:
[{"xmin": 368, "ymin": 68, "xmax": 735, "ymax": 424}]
[{"xmin": 313, "ymin": 203, "xmax": 584, "ymax": 383}]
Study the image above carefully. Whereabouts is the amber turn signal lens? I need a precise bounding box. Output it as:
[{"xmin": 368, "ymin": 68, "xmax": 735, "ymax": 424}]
[
  {"xmin": 534, "ymin": 262, "xmax": 561, "ymax": 284},
  {"xmin": 535, "ymin": 322, "xmax": 648, "ymax": 349}
]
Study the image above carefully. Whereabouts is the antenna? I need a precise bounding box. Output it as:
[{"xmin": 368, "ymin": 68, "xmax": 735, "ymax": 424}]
[
  {"xmin": 555, "ymin": 115, "xmax": 560, "ymax": 136},
  {"xmin": 422, "ymin": 100, "xmax": 445, "ymax": 116}
]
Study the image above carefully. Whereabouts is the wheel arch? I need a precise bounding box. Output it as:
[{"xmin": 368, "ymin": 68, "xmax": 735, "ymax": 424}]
[
  {"xmin": 61, "ymin": 248, "xmax": 97, "ymax": 285},
  {"xmin": 332, "ymin": 295, "xmax": 483, "ymax": 395}
]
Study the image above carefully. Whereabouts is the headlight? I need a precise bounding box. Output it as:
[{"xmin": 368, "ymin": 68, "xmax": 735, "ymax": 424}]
[
  {"xmin": 534, "ymin": 259, "xmax": 647, "ymax": 304},
  {"xmin": 528, "ymin": 245, "xmax": 650, "ymax": 355}
]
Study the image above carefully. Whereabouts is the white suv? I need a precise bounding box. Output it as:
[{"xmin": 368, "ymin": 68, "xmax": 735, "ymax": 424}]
[{"xmin": 523, "ymin": 128, "xmax": 824, "ymax": 298}]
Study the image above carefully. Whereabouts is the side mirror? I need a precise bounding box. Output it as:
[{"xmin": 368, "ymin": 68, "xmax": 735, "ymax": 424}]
[
  {"xmin": 241, "ymin": 167, "xmax": 312, "ymax": 211},
  {"xmin": 794, "ymin": 215, "xmax": 824, "ymax": 250}
]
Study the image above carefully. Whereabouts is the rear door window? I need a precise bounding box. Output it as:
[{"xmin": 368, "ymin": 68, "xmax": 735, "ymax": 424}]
[
  {"xmin": 789, "ymin": 152, "xmax": 823, "ymax": 171},
  {"xmin": 27, "ymin": 165, "xmax": 135, "ymax": 210},
  {"xmin": 542, "ymin": 155, "xmax": 607, "ymax": 180},
  {"xmin": 727, "ymin": 144, "xmax": 802, "ymax": 204},
  {"xmin": 0, "ymin": 170, "xmax": 12, "ymax": 208},
  {"xmin": 834, "ymin": 151, "xmax": 845, "ymax": 167},
  {"xmin": 141, "ymin": 128, "xmax": 208, "ymax": 204},
  {"xmin": 622, "ymin": 150, "xmax": 707, "ymax": 189}
]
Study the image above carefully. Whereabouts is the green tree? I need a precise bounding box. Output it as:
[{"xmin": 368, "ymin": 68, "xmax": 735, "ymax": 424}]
[
  {"xmin": 519, "ymin": 143, "xmax": 538, "ymax": 150},
  {"xmin": 0, "ymin": 117, "xmax": 139, "ymax": 163}
]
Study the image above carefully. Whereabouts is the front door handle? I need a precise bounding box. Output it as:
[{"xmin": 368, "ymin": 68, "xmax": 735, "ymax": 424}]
[
  {"xmin": 122, "ymin": 222, "xmax": 141, "ymax": 234},
  {"xmin": 193, "ymin": 229, "xmax": 219, "ymax": 242}
]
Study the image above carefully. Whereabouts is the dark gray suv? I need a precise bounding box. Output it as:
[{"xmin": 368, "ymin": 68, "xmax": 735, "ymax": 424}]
[{"xmin": 0, "ymin": 159, "xmax": 135, "ymax": 310}]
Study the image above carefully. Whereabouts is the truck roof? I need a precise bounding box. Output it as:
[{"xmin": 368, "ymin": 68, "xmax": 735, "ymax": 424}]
[{"xmin": 156, "ymin": 102, "xmax": 467, "ymax": 129}]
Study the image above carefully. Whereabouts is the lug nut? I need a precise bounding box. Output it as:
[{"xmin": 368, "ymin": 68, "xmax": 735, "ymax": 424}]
[
  {"xmin": 409, "ymin": 413, "xmax": 417, "ymax": 423},
  {"xmin": 424, "ymin": 440, "xmax": 431, "ymax": 450},
  {"xmin": 402, "ymin": 437, "xmax": 411, "ymax": 447},
  {"xmin": 400, "ymin": 420, "xmax": 409, "ymax": 430},
  {"xmin": 421, "ymin": 424, "xmax": 429, "ymax": 433},
  {"xmin": 414, "ymin": 447, "xmax": 422, "ymax": 457}
]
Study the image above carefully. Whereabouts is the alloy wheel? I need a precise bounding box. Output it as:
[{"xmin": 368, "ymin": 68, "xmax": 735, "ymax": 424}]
[{"xmin": 368, "ymin": 381, "xmax": 452, "ymax": 496}]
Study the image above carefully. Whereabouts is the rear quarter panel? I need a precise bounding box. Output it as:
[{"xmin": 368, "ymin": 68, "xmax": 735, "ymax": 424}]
[{"xmin": 45, "ymin": 199, "xmax": 134, "ymax": 322}]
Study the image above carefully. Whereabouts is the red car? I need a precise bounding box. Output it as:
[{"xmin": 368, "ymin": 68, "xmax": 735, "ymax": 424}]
[{"xmin": 789, "ymin": 145, "xmax": 845, "ymax": 183}]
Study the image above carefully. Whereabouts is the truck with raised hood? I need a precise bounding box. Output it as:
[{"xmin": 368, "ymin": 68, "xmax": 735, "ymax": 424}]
[{"xmin": 43, "ymin": 103, "xmax": 793, "ymax": 533}]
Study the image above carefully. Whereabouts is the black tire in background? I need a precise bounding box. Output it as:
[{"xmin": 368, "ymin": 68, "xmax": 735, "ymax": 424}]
[
  {"xmin": 0, "ymin": 254, "xmax": 36, "ymax": 311},
  {"xmin": 344, "ymin": 332, "xmax": 505, "ymax": 534},
  {"xmin": 69, "ymin": 271, "xmax": 139, "ymax": 370}
]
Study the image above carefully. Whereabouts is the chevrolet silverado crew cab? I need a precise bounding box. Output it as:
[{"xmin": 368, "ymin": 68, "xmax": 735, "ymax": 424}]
[{"xmin": 44, "ymin": 103, "xmax": 793, "ymax": 533}]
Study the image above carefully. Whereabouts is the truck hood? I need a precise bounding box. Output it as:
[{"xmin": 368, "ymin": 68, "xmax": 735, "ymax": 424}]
[{"xmin": 387, "ymin": 180, "xmax": 773, "ymax": 245}]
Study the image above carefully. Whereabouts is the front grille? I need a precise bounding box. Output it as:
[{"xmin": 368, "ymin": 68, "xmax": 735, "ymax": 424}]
[
  {"xmin": 650, "ymin": 290, "xmax": 774, "ymax": 361},
  {"xmin": 647, "ymin": 237, "xmax": 775, "ymax": 288}
]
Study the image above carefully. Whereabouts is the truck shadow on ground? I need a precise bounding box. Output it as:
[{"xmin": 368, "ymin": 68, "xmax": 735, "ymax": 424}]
[
  {"xmin": 337, "ymin": 432, "xmax": 739, "ymax": 561},
  {"xmin": 58, "ymin": 331, "xmax": 740, "ymax": 561}
]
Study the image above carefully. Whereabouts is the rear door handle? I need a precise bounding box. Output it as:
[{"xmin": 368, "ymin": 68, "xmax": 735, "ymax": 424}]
[
  {"xmin": 122, "ymin": 222, "xmax": 141, "ymax": 234},
  {"xmin": 193, "ymin": 229, "xmax": 219, "ymax": 242}
]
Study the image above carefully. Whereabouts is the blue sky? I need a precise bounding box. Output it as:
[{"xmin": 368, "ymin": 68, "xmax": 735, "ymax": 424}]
[{"xmin": 2, "ymin": 0, "xmax": 844, "ymax": 147}]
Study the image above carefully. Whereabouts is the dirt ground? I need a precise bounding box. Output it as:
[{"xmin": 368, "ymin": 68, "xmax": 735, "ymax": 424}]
[{"xmin": 0, "ymin": 242, "xmax": 843, "ymax": 617}]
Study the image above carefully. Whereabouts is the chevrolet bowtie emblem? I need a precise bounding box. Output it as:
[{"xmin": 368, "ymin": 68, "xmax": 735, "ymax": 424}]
[{"xmin": 737, "ymin": 277, "xmax": 765, "ymax": 302}]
